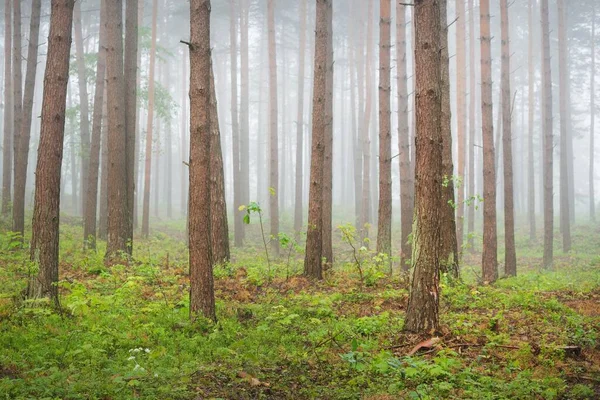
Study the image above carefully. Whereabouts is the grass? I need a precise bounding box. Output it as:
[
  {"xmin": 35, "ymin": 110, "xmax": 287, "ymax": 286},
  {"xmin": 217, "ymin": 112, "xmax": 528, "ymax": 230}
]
[{"xmin": 0, "ymin": 216, "xmax": 599, "ymax": 399}]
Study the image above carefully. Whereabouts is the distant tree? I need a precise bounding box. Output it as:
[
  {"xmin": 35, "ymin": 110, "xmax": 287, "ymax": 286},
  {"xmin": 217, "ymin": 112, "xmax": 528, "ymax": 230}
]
[
  {"xmin": 467, "ymin": 0, "xmax": 476, "ymax": 252},
  {"xmin": 376, "ymin": 0, "xmax": 392, "ymax": 262},
  {"xmin": 294, "ymin": 0, "xmax": 308, "ymax": 233},
  {"xmin": 455, "ymin": 0, "xmax": 467, "ymax": 252},
  {"xmin": 12, "ymin": 0, "xmax": 23, "ymax": 221},
  {"xmin": 240, "ymin": 0, "xmax": 250, "ymax": 232},
  {"xmin": 28, "ymin": 0, "xmax": 75, "ymax": 303},
  {"xmin": 404, "ymin": 0, "xmax": 443, "ymax": 334},
  {"xmin": 480, "ymin": 0, "xmax": 498, "ymax": 283},
  {"xmin": 528, "ymin": 0, "xmax": 537, "ymax": 241},
  {"xmin": 501, "ymin": 0, "xmax": 516, "ymax": 276},
  {"xmin": 591, "ymin": 3, "xmax": 596, "ymax": 222},
  {"xmin": 2, "ymin": 0, "xmax": 12, "ymax": 217},
  {"xmin": 189, "ymin": 0, "xmax": 216, "ymax": 322},
  {"xmin": 12, "ymin": 0, "xmax": 41, "ymax": 240},
  {"xmin": 322, "ymin": 0, "xmax": 334, "ymax": 265}
]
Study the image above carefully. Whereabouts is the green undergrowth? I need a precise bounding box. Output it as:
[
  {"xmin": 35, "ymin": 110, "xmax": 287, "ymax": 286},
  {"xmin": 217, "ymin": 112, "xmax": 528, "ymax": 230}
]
[{"xmin": 0, "ymin": 220, "xmax": 599, "ymax": 399}]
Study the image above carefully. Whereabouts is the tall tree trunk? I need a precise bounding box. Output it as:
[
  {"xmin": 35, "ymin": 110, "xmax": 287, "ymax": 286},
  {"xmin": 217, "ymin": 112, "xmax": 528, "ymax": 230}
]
[
  {"xmin": 141, "ymin": 0, "xmax": 158, "ymax": 238},
  {"xmin": 209, "ymin": 66, "xmax": 230, "ymax": 265},
  {"xmin": 404, "ymin": 0, "xmax": 442, "ymax": 334},
  {"xmin": 397, "ymin": 1, "xmax": 412, "ymax": 271},
  {"xmin": 294, "ymin": 0, "xmax": 307, "ymax": 232},
  {"xmin": 541, "ymin": 0, "xmax": 554, "ymax": 269},
  {"xmin": 12, "ymin": 0, "xmax": 41, "ymax": 240},
  {"xmin": 230, "ymin": 0, "xmax": 243, "ymax": 247},
  {"xmin": 12, "ymin": 0, "xmax": 23, "ymax": 216},
  {"xmin": 125, "ymin": 0, "xmax": 138, "ymax": 249},
  {"xmin": 501, "ymin": 0, "xmax": 516, "ymax": 276},
  {"xmin": 28, "ymin": 0, "xmax": 75, "ymax": 303},
  {"xmin": 480, "ymin": 0, "xmax": 497, "ymax": 283},
  {"xmin": 181, "ymin": 49, "xmax": 188, "ymax": 217},
  {"xmin": 322, "ymin": 0, "xmax": 334, "ymax": 265},
  {"xmin": 105, "ymin": 0, "xmax": 129, "ymax": 261},
  {"xmin": 528, "ymin": 0, "xmax": 536, "ymax": 241},
  {"xmin": 304, "ymin": 0, "xmax": 330, "ymax": 280},
  {"xmin": 189, "ymin": 0, "xmax": 216, "ymax": 322},
  {"xmin": 84, "ymin": 0, "xmax": 107, "ymax": 250},
  {"xmin": 591, "ymin": 4, "xmax": 596, "ymax": 223},
  {"xmin": 267, "ymin": 0, "xmax": 280, "ymax": 256},
  {"xmin": 557, "ymin": 0, "xmax": 571, "ymax": 253},
  {"xmin": 2, "ymin": 0, "xmax": 12, "ymax": 216},
  {"xmin": 467, "ymin": 0, "xmax": 476, "ymax": 252},
  {"xmin": 455, "ymin": 0, "xmax": 466, "ymax": 252},
  {"xmin": 98, "ymin": 85, "xmax": 108, "ymax": 240},
  {"xmin": 377, "ymin": 0, "xmax": 392, "ymax": 262},
  {"xmin": 353, "ymin": 0, "xmax": 364, "ymax": 228},
  {"xmin": 240, "ymin": 0, "xmax": 250, "ymax": 226},
  {"xmin": 74, "ymin": 1, "xmax": 91, "ymax": 218},
  {"xmin": 133, "ymin": 0, "xmax": 144, "ymax": 230}
]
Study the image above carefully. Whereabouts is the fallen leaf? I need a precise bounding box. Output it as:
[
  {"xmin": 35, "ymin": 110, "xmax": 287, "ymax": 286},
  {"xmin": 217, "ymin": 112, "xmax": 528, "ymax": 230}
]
[{"xmin": 407, "ymin": 337, "xmax": 441, "ymax": 356}]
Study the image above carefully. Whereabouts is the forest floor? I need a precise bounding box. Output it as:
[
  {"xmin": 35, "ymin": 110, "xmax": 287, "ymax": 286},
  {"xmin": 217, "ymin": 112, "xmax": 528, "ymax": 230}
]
[{"xmin": 0, "ymin": 218, "xmax": 599, "ymax": 399}]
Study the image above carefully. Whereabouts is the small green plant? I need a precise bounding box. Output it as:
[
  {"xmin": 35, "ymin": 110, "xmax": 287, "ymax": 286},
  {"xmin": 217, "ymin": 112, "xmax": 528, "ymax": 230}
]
[{"xmin": 241, "ymin": 202, "xmax": 271, "ymax": 282}]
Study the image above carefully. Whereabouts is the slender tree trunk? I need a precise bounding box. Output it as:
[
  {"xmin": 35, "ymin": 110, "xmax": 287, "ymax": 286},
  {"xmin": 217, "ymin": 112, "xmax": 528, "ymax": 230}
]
[
  {"xmin": 28, "ymin": 0, "xmax": 75, "ymax": 303},
  {"xmin": 98, "ymin": 86, "xmax": 108, "ymax": 240},
  {"xmin": 142, "ymin": 0, "xmax": 158, "ymax": 238},
  {"xmin": 105, "ymin": 0, "xmax": 129, "ymax": 261},
  {"xmin": 2, "ymin": 0, "xmax": 13, "ymax": 216},
  {"xmin": 189, "ymin": 0, "xmax": 216, "ymax": 322},
  {"xmin": 230, "ymin": 0, "xmax": 243, "ymax": 247},
  {"xmin": 353, "ymin": 1, "xmax": 364, "ymax": 228},
  {"xmin": 240, "ymin": 0, "xmax": 250, "ymax": 225},
  {"xmin": 557, "ymin": 0, "xmax": 571, "ymax": 253},
  {"xmin": 591, "ymin": 4, "xmax": 596, "ymax": 222},
  {"xmin": 501, "ymin": 0, "xmax": 516, "ymax": 276},
  {"xmin": 304, "ymin": 0, "xmax": 330, "ymax": 280},
  {"xmin": 404, "ymin": 0, "xmax": 442, "ymax": 334},
  {"xmin": 12, "ymin": 0, "xmax": 41, "ymax": 240},
  {"xmin": 294, "ymin": 0, "xmax": 307, "ymax": 232},
  {"xmin": 12, "ymin": 0, "xmax": 23, "ymax": 217},
  {"xmin": 541, "ymin": 0, "xmax": 554, "ymax": 270},
  {"xmin": 480, "ymin": 0, "xmax": 497, "ymax": 283},
  {"xmin": 455, "ymin": 0, "xmax": 466, "ymax": 252},
  {"xmin": 74, "ymin": 1, "xmax": 91, "ymax": 218},
  {"xmin": 322, "ymin": 0, "xmax": 334, "ymax": 265},
  {"xmin": 124, "ymin": 0, "xmax": 138, "ymax": 250},
  {"xmin": 467, "ymin": 0, "xmax": 476, "ymax": 251},
  {"xmin": 181, "ymin": 49, "xmax": 188, "ymax": 218},
  {"xmin": 377, "ymin": 0, "xmax": 392, "ymax": 262},
  {"xmin": 528, "ymin": 0, "xmax": 536, "ymax": 240},
  {"xmin": 267, "ymin": 0, "xmax": 280, "ymax": 256},
  {"xmin": 133, "ymin": 0, "xmax": 144, "ymax": 230}
]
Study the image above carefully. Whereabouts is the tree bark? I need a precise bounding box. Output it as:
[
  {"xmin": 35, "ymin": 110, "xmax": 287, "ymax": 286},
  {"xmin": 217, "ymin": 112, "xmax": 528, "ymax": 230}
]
[
  {"xmin": 404, "ymin": 0, "xmax": 442, "ymax": 334},
  {"xmin": 467, "ymin": 0, "xmax": 476, "ymax": 252},
  {"xmin": 28, "ymin": 0, "xmax": 75, "ymax": 303},
  {"xmin": 98, "ymin": 85, "xmax": 108, "ymax": 240},
  {"xmin": 541, "ymin": 0, "xmax": 554, "ymax": 270},
  {"xmin": 189, "ymin": 0, "xmax": 216, "ymax": 322},
  {"xmin": 501, "ymin": 0, "xmax": 516, "ymax": 276},
  {"xmin": 528, "ymin": 0, "xmax": 536, "ymax": 241},
  {"xmin": 141, "ymin": 0, "xmax": 158, "ymax": 238},
  {"xmin": 230, "ymin": 0, "xmax": 243, "ymax": 247},
  {"xmin": 240, "ymin": 0, "xmax": 250, "ymax": 230},
  {"xmin": 12, "ymin": 0, "xmax": 23, "ymax": 218},
  {"xmin": 479, "ymin": 0, "xmax": 497, "ymax": 284},
  {"xmin": 294, "ymin": 0, "xmax": 307, "ymax": 232},
  {"xmin": 2, "ymin": 0, "xmax": 12, "ymax": 216},
  {"xmin": 12, "ymin": 0, "xmax": 41, "ymax": 240},
  {"xmin": 455, "ymin": 0, "xmax": 466, "ymax": 252},
  {"xmin": 591, "ymin": 3, "xmax": 596, "ymax": 222},
  {"xmin": 377, "ymin": 0, "xmax": 392, "ymax": 262}
]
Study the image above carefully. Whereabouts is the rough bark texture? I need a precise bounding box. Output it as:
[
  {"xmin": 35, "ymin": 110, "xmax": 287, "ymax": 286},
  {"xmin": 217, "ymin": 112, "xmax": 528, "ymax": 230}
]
[
  {"xmin": 528, "ymin": 0, "xmax": 536, "ymax": 240},
  {"xmin": 591, "ymin": 4, "xmax": 596, "ymax": 222},
  {"xmin": 12, "ymin": 0, "xmax": 41, "ymax": 239},
  {"xmin": 181, "ymin": 49, "xmax": 188, "ymax": 218},
  {"xmin": 557, "ymin": 0, "xmax": 571, "ymax": 253},
  {"xmin": 501, "ymin": 0, "xmax": 516, "ymax": 276},
  {"xmin": 105, "ymin": 0, "xmax": 129, "ymax": 261},
  {"xmin": 189, "ymin": 0, "xmax": 216, "ymax": 322},
  {"xmin": 455, "ymin": 0, "xmax": 466, "ymax": 252},
  {"xmin": 479, "ymin": 0, "xmax": 498, "ymax": 283},
  {"xmin": 125, "ymin": 0, "xmax": 138, "ymax": 249},
  {"xmin": 142, "ymin": 0, "xmax": 158, "ymax": 238},
  {"xmin": 28, "ymin": 0, "xmax": 75, "ymax": 303},
  {"xmin": 98, "ymin": 86, "xmax": 108, "ymax": 241},
  {"xmin": 397, "ymin": 1, "xmax": 413, "ymax": 272},
  {"xmin": 304, "ymin": 0, "xmax": 329, "ymax": 280},
  {"xmin": 2, "ymin": 0, "xmax": 12, "ymax": 216},
  {"xmin": 74, "ymin": 1, "xmax": 90, "ymax": 218},
  {"xmin": 439, "ymin": 0, "xmax": 459, "ymax": 278},
  {"xmin": 267, "ymin": 0, "xmax": 280, "ymax": 256},
  {"xmin": 404, "ymin": 0, "xmax": 442, "ymax": 334},
  {"xmin": 209, "ymin": 66, "xmax": 230, "ymax": 265},
  {"xmin": 12, "ymin": 0, "xmax": 23, "ymax": 218},
  {"xmin": 230, "ymin": 0, "xmax": 243, "ymax": 247},
  {"xmin": 84, "ymin": 0, "xmax": 107, "ymax": 250},
  {"xmin": 467, "ymin": 0, "xmax": 476, "ymax": 252},
  {"xmin": 541, "ymin": 0, "xmax": 554, "ymax": 270},
  {"xmin": 294, "ymin": 0, "xmax": 307, "ymax": 232},
  {"xmin": 377, "ymin": 0, "xmax": 392, "ymax": 262}
]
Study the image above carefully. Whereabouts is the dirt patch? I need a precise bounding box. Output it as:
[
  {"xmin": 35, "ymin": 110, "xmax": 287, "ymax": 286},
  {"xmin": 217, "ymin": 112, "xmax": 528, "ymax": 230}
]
[{"xmin": 564, "ymin": 299, "xmax": 600, "ymax": 317}]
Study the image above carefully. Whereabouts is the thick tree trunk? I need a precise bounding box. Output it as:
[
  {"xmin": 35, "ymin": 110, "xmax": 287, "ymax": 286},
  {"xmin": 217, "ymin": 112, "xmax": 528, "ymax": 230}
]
[
  {"xmin": 181, "ymin": 49, "xmax": 188, "ymax": 217},
  {"xmin": 141, "ymin": 0, "xmax": 158, "ymax": 238},
  {"xmin": 467, "ymin": 0, "xmax": 476, "ymax": 252},
  {"xmin": 591, "ymin": 4, "xmax": 596, "ymax": 222},
  {"xmin": 557, "ymin": 0, "xmax": 571, "ymax": 253},
  {"xmin": 455, "ymin": 0, "xmax": 466, "ymax": 252},
  {"xmin": 377, "ymin": 0, "xmax": 392, "ymax": 262},
  {"xmin": 439, "ymin": 0, "xmax": 458, "ymax": 278},
  {"xmin": 322, "ymin": 0, "xmax": 334, "ymax": 265},
  {"xmin": 84, "ymin": 0, "xmax": 107, "ymax": 250},
  {"xmin": 105, "ymin": 0, "xmax": 129, "ymax": 261},
  {"xmin": 397, "ymin": 1, "xmax": 412, "ymax": 271},
  {"xmin": 404, "ymin": 0, "xmax": 442, "ymax": 334},
  {"xmin": 74, "ymin": 1, "xmax": 91, "ymax": 218},
  {"xmin": 267, "ymin": 0, "xmax": 280, "ymax": 256},
  {"xmin": 189, "ymin": 0, "xmax": 216, "ymax": 322},
  {"xmin": 304, "ymin": 0, "xmax": 330, "ymax": 280},
  {"xmin": 2, "ymin": 0, "xmax": 12, "ymax": 216},
  {"xmin": 12, "ymin": 0, "xmax": 41, "ymax": 240},
  {"xmin": 528, "ymin": 0, "xmax": 536, "ymax": 241},
  {"xmin": 28, "ymin": 0, "xmax": 75, "ymax": 303},
  {"xmin": 98, "ymin": 86, "xmax": 108, "ymax": 240},
  {"xmin": 501, "ymin": 0, "xmax": 516, "ymax": 276},
  {"xmin": 294, "ymin": 0, "xmax": 307, "ymax": 233},
  {"xmin": 541, "ymin": 0, "xmax": 554, "ymax": 270},
  {"xmin": 230, "ymin": 0, "xmax": 243, "ymax": 247}
]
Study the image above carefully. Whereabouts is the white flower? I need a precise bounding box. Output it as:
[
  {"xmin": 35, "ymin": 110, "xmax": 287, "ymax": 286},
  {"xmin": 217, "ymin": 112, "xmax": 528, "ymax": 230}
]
[
  {"xmin": 144, "ymin": 348, "xmax": 151, "ymax": 353},
  {"xmin": 127, "ymin": 356, "xmax": 136, "ymax": 361}
]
